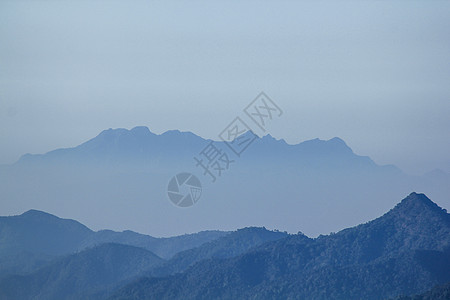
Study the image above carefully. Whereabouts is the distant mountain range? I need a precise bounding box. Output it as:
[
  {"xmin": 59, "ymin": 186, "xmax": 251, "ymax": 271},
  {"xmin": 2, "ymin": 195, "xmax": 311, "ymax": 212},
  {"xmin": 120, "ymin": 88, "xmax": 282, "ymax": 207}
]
[
  {"xmin": 0, "ymin": 209, "xmax": 287, "ymax": 299},
  {"xmin": 1, "ymin": 126, "xmax": 449, "ymax": 237},
  {"xmin": 0, "ymin": 209, "xmax": 227, "ymax": 278},
  {"xmin": 14, "ymin": 126, "xmax": 390, "ymax": 172},
  {"xmin": 0, "ymin": 193, "xmax": 449, "ymax": 299}
]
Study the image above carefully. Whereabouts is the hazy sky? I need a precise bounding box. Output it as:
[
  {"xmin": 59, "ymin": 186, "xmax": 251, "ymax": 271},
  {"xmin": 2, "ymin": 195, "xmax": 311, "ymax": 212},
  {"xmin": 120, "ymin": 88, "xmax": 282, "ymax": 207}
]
[{"xmin": 1, "ymin": 0, "xmax": 449, "ymax": 174}]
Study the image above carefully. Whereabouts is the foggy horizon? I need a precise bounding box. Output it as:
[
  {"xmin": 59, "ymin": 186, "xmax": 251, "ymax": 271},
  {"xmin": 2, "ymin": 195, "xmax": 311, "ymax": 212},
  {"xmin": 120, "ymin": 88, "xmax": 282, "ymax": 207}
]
[
  {"xmin": 1, "ymin": 2, "xmax": 450, "ymax": 299},
  {"xmin": 1, "ymin": 0, "xmax": 450, "ymax": 175}
]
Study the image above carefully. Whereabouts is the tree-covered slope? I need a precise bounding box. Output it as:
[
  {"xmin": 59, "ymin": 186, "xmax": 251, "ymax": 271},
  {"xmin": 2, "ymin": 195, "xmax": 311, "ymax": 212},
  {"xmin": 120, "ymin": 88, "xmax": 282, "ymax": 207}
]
[
  {"xmin": 0, "ymin": 243, "xmax": 163, "ymax": 300},
  {"xmin": 0, "ymin": 209, "xmax": 227, "ymax": 276},
  {"xmin": 149, "ymin": 227, "xmax": 289, "ymax": 277},
  {"xmin": 110, "ymin": 193, "xmax": 450, "ymax": 300}
]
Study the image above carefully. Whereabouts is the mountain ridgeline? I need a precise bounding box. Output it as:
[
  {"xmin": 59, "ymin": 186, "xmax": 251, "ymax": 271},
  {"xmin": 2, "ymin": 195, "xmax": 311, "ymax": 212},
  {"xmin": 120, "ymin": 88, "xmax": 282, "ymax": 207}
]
[
  {"xmin": 0, "ymin": 193, "xmax": 449, "ymax": 299},
  {"xmin": 0, "ymin": 209, "xmax": 227, "ymax": 278},
  {"xmin": 1, "ymin": 126, "xmax": 449, "ymax": 238},
  {"xmin": 110, "ymin": 193, "xmax": 450, "ymax": 300}
]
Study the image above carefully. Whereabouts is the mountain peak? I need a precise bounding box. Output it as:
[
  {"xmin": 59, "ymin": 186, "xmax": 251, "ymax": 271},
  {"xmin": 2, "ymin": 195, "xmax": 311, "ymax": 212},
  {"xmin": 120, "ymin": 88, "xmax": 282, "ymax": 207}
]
[
  {"xmin": 97, "ymin": 126, "xmax": 154, "ymax": 138},
  {"xmin": 389, "ymin": 192, "xmax": 448, "ymax": 220},
  {"xmin": 261, "ymin": 134, "xmax": 288, "ymax": 144},
  {"xmin": 97, "ymin": 127, "xmax": 128, "ymax": 137},
  {"xmin": 21, "ymin": 209, "xmax": 58, "ymax": 219},
  {"xmin": 161, "ymin": 129, "xmax": 199, "ymax": 137},
  {"xmin": 326, "ymin": 136, "xmax": 352, "ymax": 150},
  {"xmin": 397, "ymin": 192, "xmax": 438, "ymax": 209},
  {"xmin": 16, "ymin": 210, "xmax": 93, "ymax": 234},
  {"xmin": 329, "ymin": 136, "xmax": 346, "ymax": 144},
  {"xmin": 130, "ymin": 126, "xmax": 154, "ymax": 136}
]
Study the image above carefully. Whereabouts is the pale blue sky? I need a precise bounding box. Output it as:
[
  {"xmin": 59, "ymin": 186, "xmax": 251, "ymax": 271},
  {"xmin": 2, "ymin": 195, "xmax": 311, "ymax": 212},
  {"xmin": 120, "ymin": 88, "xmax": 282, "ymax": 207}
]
[{"xmin": 1, "ymin": 0, "xmax": 449, "ymax": 174}]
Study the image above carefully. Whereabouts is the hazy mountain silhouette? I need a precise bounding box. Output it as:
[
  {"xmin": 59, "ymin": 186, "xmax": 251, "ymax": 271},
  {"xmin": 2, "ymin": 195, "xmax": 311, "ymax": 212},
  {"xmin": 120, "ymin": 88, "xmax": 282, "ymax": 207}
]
[
  {"xmin": 110, "ymin": 193, "xmax": 450, "ymax": 300},
  {"xmin": 0, "ymin": 215, "xmax": 289, "ymax": 299},
  {"xmin": 0, "ymin": 209, "xmax": 92, "ymax": 256},
  {"xmin": 16, "ymin": 126, "xmax": 206, "ymax": 168},
  {"xmin": 147, "ymin": 227, "xmax": 289, "ymax": 277},
  {"xmin": 79, "ymin": 229, "xmax": 228, "ymax": 260},
  {"xmin": 0, "ymin": 193, "xmax": 449, "ymax": 299},
  {"xmin": 0, "ymin": 210, "xmax": 227, "ymax": 277},
  {"xmin": 0, "ymin": 210, "xmax": 93, "ymax": 277},
  {"xmin": 15, "ymin": 127, "xmax": 393, "ymax": 173},
  {"xmin": 1, "ymin": 126, "xmax": 449, "ymax": 237}
]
